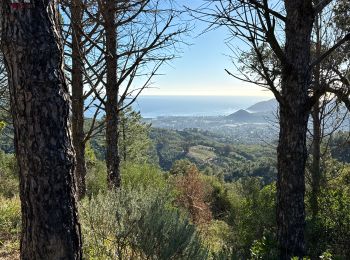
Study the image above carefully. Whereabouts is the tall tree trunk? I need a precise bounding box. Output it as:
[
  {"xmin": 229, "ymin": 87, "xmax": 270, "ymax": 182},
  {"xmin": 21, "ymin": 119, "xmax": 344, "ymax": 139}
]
[
  {"xmin": 71, "ymin": 0, "xmax": 87, "ymax": 199},
  {"xmin": 123, "ymin": 122, "xmax": 127, "ymax": 162},
  {"xmin": 122, "ymin": 115, "xmax": 127, "ymax": 162},
  {"xmin": 277, "ymin": 0, "xmax": 314, "ymax": 258},
  {"xmin": 103, "ymin": 2, "xmax": 121, "ymax": 188},
  {"xmin": 0, "ymin": 1, "xmax": 82, "ymax": 259},
  {"xmin": 310, "ymin": 89, "xmax": 321, "ymax": 222},
  {"xmin": 309, "ymin": 101, "xmax": 321, "ymax": 259},
  {"xmin": 310, "ymin": 8, "xmax": 322, "ymax": 221},
  {"xmin": 309, "ymin": 12, "xmax": 322, "ymax": 257}
]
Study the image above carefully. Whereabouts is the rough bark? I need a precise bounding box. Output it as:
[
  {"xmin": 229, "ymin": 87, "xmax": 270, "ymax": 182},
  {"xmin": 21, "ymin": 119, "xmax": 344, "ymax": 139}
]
[
  {"xmin": 102, "ymin": 2, "xmax": 121, "ymax": 188},
  {"xmin": 277, "ymin": 0, "xmax": 314, "ymax": 258},
  {"xmin": 71, "ymin": 0, "xmax": 87, "ymax": 199},
  {"xmin": 0, "ymin": 0, "xmax": 82, "ymax": 259}
]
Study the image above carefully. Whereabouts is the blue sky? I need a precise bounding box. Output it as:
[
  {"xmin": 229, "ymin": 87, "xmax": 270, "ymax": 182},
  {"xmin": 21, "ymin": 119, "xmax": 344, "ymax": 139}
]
[{"xmin": 143, "ymin": 0, "xmax": 273, "ymax": 97}]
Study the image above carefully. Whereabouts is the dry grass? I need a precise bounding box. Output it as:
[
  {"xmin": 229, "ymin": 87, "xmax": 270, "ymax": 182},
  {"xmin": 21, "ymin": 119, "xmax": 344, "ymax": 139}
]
[
  {"xmin": 0, "ymin": 234, "xmax": 19, "ymax": 260},
  {"xmin": 187, "ymin": 145, "xmax": 216, "ymax": 163}
]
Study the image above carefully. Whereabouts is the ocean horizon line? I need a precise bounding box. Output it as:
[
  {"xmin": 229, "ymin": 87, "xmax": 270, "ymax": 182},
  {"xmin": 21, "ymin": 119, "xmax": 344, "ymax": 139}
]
[{"xmin": 138, "ymin": 94, "xmax": 274, "ymax": 98}]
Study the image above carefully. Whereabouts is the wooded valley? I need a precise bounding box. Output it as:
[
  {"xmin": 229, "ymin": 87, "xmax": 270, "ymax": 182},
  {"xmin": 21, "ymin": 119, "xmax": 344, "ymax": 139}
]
[{"xmin": 0, "ymin": 0, "xmax": 350, "ymax": 259}]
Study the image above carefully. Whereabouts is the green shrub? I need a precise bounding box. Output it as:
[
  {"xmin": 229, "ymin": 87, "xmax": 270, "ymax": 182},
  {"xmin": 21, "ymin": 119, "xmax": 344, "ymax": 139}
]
[
  {"xmin": 0, "ymin": 196, "xmax": 21, "ymax": 236},
  {"xmin": 0, "ymin": 196, "xmax": 20, "ymax": 258},
  {"xmin": 202, "ymin": 175, "xmax": 241, "ymax": 222},
  {"xmin": 209, "ymin": 179, "xmax": 277, "ymax": 258},
  {"xmin": 0, "ymin": 152, "xmax": 18, "ymax": 198},
  {"xmin": 304, "ymin": 167, "xmax": 350, "ymax": 259},
  {"xmin": 203, "ymin": 220, "xmax": 233, "ymax": 254},
  {"xmin": 79, "ymin": 187, "xmax": 208, "ymax": 259},
  {"xmin": 86, "ymin": 160, "xmax": 167, "ymax": 197},
  {"xmin": 121, "ymin": 162, "xmax": 167, "ymax": 190},
  {"xmin": 250, "ymin": 236, "xmax": 278, "ymax": 260},
  {"xmin": 317, "ymin": 186, "xmax": 350, "ymax": 258},
  {"xmin": 135, "ymin": 198, "xmax": 207, "ymax": 260},
  {"xmin": 86, "ymin": 159, "xmax": 108, "ymax": 197}
]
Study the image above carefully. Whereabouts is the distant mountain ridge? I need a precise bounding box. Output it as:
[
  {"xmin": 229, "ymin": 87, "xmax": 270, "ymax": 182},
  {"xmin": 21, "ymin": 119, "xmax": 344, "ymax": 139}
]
[
  {"xmin": 227, "ymin": 109, "xmax": 254, "ymax": 121},
  {"xmin": 226, "ymin": 109, "xmax": 270, "ymax": 123},
  {"xmin": 225, "ymin": 99, "xmax": 277, "ymax": 123},
  {"xmin": 246, "ymin": 98, "xmax": 277, "ymax": 113}
]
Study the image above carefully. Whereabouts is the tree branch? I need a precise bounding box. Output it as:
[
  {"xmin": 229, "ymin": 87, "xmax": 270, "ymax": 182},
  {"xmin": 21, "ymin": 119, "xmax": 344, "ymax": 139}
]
[
  {"xmin": 313, "ymin": 0, "xmax": 334, "ymax": 15},
  {"xmin": 246, "ymin": 0, "xmax": 286, "ymax": 22},
  {"xmin": 310, "ymin": 33, "xmax": 350, "ymax": 67}
]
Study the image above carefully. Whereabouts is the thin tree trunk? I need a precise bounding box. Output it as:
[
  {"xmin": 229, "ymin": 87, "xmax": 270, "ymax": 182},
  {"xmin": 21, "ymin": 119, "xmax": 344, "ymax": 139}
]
[
  {"xmin": 310, "ymin": 8, "xmax": 322, "ymax": 221},
  {"xmin": 122, "ymin": 116, "xmax": 127, "ymax": 162},
  {"xmin": 309, "ymin": 13, "xmax": 322, "ymax": 257},
  {"xmin": 103, "ymin": 2, "xmax": 121, "ymax": 188},
  {"xmin": 309, "ymin": 101, "xmax": 321, "ymax": 259},
  {"xmin": 71, "ymin": 0, "xmax": 87, "ymax": 199},
  {"xmin": 310, "ymin": 96, "xmax": 321, "ymax": 220},
  {"xmin": 0, "ymin": 1, "xmax": 82, "ymax": 259},
  {"xmin": 277, "ymin": 1, "xmax": 314, "ymax": 258}
]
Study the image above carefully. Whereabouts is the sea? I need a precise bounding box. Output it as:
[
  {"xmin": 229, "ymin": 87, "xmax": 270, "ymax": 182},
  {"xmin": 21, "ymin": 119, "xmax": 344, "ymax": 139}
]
[{"xmin": 86, "ymin": 95, "xmax": 271, "ymax": 118}]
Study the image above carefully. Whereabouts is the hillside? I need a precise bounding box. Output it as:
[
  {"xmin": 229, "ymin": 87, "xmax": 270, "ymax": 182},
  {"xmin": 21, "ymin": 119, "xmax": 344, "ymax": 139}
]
[
  {"xmin": 150, "ymin": 127, "xmax": 277, "ymax": 183},
  {"xmin": 226, "ymin": 109, "xmax": 269, "ymax": 123},
  {"xmin": 246, "ymin": 98, "xmax": 277, "ymax": 112},
  {"xmin": 226, "ymin": 109, "xmax": 252, "ymax": 121}
]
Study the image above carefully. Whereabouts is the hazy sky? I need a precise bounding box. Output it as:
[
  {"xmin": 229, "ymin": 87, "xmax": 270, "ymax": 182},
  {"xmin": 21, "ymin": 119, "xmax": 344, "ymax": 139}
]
[{"xmin": 142, "ymin": 0, "xmax": 273, "ymax": 97}]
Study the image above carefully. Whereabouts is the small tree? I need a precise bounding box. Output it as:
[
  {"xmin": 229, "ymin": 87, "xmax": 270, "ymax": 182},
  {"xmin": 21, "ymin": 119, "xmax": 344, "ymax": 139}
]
[
  {"xmin": 119, "ymin": 107, "xmax": 157, "ymax": 164},
  {"xmin": 174, "ymin": 165, "xmax": 213, "ymax": 225}
]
